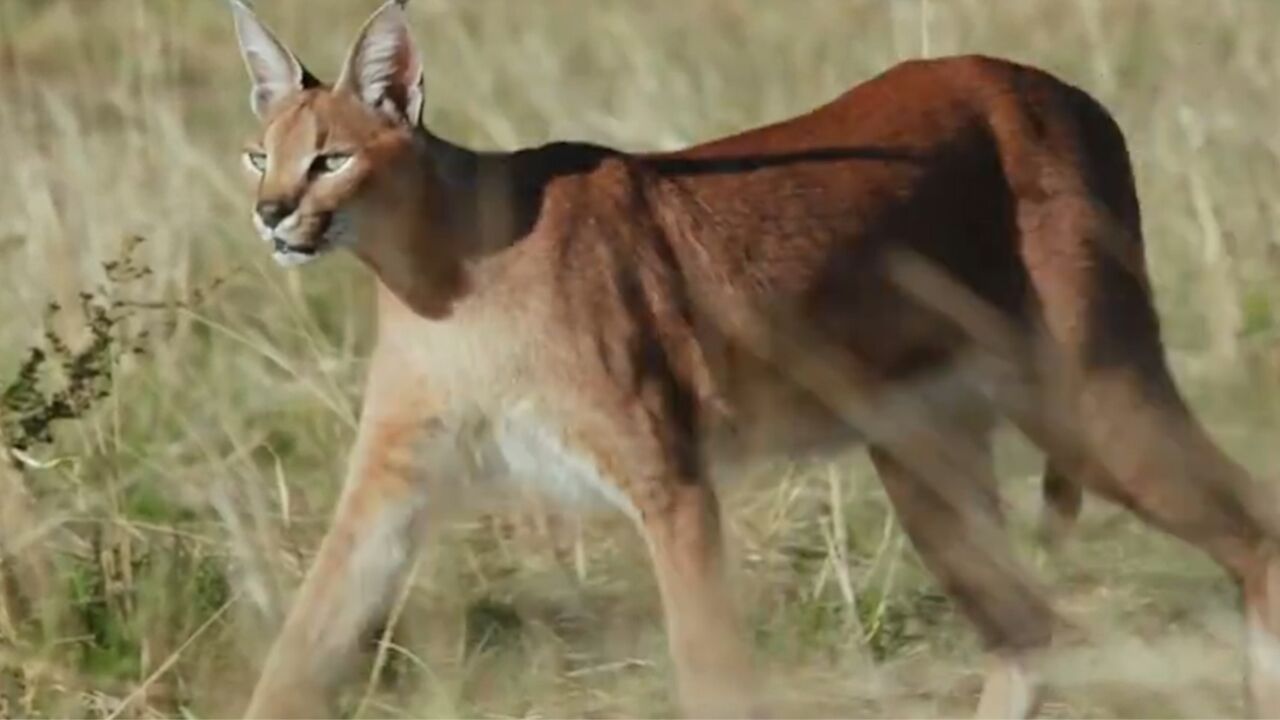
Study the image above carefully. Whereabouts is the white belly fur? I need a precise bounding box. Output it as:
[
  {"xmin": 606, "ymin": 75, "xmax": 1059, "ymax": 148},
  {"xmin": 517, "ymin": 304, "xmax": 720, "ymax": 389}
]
[{"xmin": 491, "ymin": 400, "xmax": 639, "ymax": 521}]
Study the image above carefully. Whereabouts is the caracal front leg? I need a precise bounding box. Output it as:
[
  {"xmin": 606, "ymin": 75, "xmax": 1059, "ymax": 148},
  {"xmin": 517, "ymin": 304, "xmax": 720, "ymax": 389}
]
[
  {"xmin": 245, "ymin": 382, "xmax": 445, "ymax": 718},
  {"xmin": 637, "ymin": 479, "xmax": 758, "ymax": 718}
]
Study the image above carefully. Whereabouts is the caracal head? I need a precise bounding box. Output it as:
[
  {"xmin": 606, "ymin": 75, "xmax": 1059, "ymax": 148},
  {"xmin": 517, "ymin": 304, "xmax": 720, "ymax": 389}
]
[{"xmin": 230, "ymin": 0, "xmax": 423, "ymax": 268}]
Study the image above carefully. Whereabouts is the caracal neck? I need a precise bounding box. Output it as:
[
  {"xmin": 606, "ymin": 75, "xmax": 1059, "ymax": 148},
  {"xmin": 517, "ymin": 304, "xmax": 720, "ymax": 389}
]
[
  {"xmin": 359, "ymin": 129, "xmax": 631, "ymax": 424},
  {"xmin": 370, "ymin": 228, "xmax": 557, "ymax": 414},
  {"xmin": 349, "ymin": 131, "xmax": 475, "ymax": 320}
]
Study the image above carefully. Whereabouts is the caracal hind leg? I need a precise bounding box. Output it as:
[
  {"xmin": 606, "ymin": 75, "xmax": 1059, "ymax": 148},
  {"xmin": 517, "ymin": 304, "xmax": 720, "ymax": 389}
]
[
  {"xmin": 636, "ymin": 480, "xmax": 757, "ymax": 718},
  {"xmin": 1012, "ymin": 186, "xmax": 1280, "ymax": 716},
  {"xmin": 245, "ymin": 383, "xmax": 445, "ymax": 718},
  {"xmin": 1053, "ymin": 364, "xmax": 1280, "ymax": 717},
  {"xmin": 869, "ymin": 423, "xmax": 1052, "ymax": 719}
]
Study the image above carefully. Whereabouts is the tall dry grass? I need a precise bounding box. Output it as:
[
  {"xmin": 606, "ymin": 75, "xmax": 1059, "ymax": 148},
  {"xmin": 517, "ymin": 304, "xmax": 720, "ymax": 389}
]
[{"xmin": 1, "ymin": 1, "xmax": 1280, "ymax": 717}]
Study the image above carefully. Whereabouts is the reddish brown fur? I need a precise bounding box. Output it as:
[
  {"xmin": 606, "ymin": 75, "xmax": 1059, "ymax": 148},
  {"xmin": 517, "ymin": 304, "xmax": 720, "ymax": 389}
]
[{"xmin": 233, "ymin": 5, "xmax": 1280, "ymax": 717}]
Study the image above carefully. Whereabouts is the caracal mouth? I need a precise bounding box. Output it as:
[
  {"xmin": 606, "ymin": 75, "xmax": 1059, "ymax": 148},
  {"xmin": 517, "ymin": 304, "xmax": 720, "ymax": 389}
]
[{"xmin": 271, "ymin": 236, "xmax": 328, "ymax": 267}]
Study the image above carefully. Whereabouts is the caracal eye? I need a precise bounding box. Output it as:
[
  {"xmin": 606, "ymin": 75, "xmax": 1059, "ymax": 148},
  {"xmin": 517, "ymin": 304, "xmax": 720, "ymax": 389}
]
[
  {"xmin": 245, "ymin": 150, "xmax": 268, "ymax": 173},
  {"xmin": 312, "ymin": 153, "xmax": 354, "ymax": 176}
]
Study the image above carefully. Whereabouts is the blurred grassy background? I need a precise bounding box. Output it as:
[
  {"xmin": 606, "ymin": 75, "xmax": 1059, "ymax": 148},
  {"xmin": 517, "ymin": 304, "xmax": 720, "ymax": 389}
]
[{"xmin": 2, "ymin": 0, "xmax": 1280, "ymax": 717}]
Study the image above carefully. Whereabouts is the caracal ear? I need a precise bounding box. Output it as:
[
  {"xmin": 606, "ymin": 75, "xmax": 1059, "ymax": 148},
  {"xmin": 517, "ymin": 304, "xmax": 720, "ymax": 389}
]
[
  {"xmin": 229, "ymin": 0, "xmax": 316, "ymax": 120},
  {"xmin": 335, "ymin": 0, "xmax": 424, "ymax": 127}
]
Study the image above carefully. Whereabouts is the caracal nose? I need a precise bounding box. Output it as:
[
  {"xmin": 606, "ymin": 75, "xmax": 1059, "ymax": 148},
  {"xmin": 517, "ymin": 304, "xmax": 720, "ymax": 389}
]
[{"xmin": 256, "ymin": 200, "xmax": 295, "ymax": 229}]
